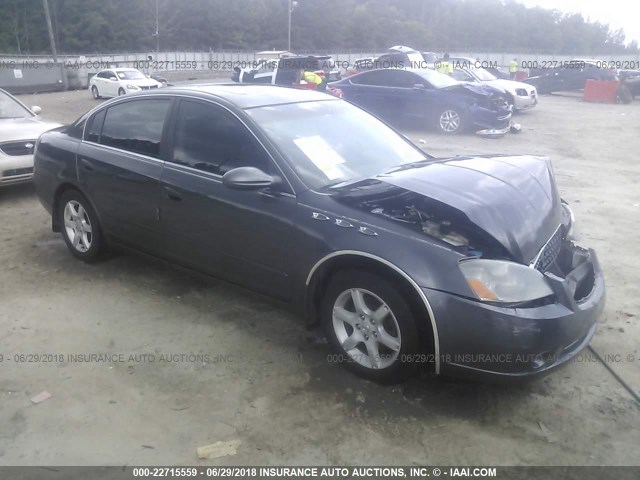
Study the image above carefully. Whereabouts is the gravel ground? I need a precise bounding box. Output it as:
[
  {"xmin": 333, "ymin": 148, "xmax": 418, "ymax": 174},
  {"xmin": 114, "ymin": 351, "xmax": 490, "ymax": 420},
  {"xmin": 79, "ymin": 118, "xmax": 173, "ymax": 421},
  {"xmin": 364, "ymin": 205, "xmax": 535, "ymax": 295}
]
[{"xmin": 1, "ymin": 88, "xmax": 639, "ymax": 467}]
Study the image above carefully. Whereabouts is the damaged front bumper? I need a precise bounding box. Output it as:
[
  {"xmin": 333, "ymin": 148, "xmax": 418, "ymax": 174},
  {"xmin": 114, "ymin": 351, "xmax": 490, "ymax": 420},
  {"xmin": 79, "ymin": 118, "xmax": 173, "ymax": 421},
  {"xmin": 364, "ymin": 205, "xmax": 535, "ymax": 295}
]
[
  {"xmin": 475, "ymin": 125, "xmax": 510, "ymax": 137},
  {"xmin": 424, "ymin": 242, "xmax": 605, "ymax": 380},
  {"xmin": 471, "ymin": 105, "xmax": 513, "ymax": 137}
]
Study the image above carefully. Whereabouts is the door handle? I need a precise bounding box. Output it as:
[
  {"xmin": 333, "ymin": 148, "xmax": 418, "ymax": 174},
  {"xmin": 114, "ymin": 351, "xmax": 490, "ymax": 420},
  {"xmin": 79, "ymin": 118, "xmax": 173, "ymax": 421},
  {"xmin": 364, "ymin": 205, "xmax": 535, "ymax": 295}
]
[
  {"xmin": 80, "ymin": 158, "xmax": 94, "ymax": 171},
  {"xmin": 116, "ymin": 172, "xmax": 146, "ymax": 184},
  {"xmin": 164, "ymin": 187, "xmax": 182, "ymax": 202}
]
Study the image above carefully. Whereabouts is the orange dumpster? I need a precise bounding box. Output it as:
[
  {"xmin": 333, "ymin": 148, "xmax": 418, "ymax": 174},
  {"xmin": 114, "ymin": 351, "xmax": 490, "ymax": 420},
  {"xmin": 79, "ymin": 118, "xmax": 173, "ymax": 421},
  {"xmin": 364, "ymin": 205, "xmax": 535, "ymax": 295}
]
[{"xmin": 583, "ymin": 79, "xmax": 619, "ymax": 103}]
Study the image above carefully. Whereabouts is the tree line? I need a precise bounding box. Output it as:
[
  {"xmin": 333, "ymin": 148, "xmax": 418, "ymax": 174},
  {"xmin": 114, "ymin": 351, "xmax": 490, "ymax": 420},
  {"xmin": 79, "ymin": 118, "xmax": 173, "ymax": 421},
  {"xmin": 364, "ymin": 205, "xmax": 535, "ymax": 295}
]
[{"xmin": 0, "ymin": 0, "xmax": 637, "ymax": 55}]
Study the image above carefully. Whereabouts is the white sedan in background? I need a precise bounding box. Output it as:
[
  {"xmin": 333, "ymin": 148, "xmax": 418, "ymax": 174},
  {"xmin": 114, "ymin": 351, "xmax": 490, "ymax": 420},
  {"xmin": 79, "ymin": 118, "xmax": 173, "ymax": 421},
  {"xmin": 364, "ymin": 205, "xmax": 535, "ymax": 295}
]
[
  {"xmin": 0, "ymin": 88, "xmax": 60, "ymax": 187},
  {"xmin": 89, "ymin": 68, "xmax": 163, "ymax": 99},
  {"xmin": 451, "ymin": 66, "xmax": 538, "ymax": 110}
]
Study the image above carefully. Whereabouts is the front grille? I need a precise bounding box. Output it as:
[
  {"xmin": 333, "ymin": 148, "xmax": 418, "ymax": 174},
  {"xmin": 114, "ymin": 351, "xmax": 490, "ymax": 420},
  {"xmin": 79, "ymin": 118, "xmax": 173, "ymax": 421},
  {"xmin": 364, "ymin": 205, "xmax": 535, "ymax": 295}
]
[
  {"xmin": 2, "ymin": 167, "xmax": 33, "ymax": 177},
  {"xmin": 532, "ymin": 226, "xmax": 564, "ymax": 272},
  {"xmin": 0, "ymin": 140, "xmax": 36, "ymax": 156},
  {"xmin": 140, "ymin": 85, "xmax": 158, "ymax": 90}
]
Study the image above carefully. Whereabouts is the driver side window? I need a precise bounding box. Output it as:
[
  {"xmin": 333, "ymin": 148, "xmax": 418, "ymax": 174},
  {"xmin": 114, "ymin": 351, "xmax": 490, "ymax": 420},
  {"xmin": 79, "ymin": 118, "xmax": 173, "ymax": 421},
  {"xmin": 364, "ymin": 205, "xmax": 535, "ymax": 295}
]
[
  {"xmin": 171, "ymin": 100, "xmax": 274, "ymax": 176},
  {"xmin": 451, "ymin": 69, "xmax": 473, "ymax": 82}
]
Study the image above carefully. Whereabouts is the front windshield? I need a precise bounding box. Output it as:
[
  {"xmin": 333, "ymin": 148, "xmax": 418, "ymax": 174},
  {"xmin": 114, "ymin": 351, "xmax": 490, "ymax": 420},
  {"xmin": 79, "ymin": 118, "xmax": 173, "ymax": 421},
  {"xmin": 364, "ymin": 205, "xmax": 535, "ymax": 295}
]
[
  {"xmin": 413, "ymin": 69, "xmax": 460, "ymax": 88},
  {"xmin": 116, "ymin": 70, "xmax": 147, "ymax": 80},
  {"xmin": 0, "ymin": 90, "xmax": 32, "ymax": 119},
  {"xmin": 406, "ymin": 51, "xmax": 425, "ymax": 66},
  {"xmin": 247, "ymin": 100, "xmax": 427, "ymax": 190},
  {"xmin": 422, "ymin": 52, "xmax": 439, "ymax": 63},
  {"xmin": 471, "ymin": 67, "xmax": 497, "ymax": 81}
]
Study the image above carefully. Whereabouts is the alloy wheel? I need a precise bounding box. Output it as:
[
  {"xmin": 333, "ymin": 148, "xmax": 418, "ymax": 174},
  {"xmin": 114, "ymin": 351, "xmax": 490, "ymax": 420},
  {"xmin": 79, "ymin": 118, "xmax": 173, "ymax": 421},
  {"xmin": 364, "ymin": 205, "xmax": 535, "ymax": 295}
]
[
  {"xmin": 332, "ymin": 288, "xmax": 402, "ymax": 370},
  {"xmin": 439, "ymin": 110, "xmax": 461, "ymax": 133},
  {"xmin": 63, "ymin": 200, "xmax": 93, "ymax": 253}
]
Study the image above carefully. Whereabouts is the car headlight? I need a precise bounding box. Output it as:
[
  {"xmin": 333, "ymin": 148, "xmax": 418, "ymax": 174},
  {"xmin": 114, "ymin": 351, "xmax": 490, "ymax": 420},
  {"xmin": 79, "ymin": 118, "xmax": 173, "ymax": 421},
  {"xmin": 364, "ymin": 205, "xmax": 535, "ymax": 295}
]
[
  {"xmin": 459, "ymin": 259, "xmax": 553, "ymax": 303},
  {"xmin": 126, "ymin": 84, "xmax": 140, "ymax": 90},
  {"xmin": 515, "ymin": 88, "xmax": 528, "ymax": 96},
  {"xmin": 562, "ymin": 201, "xmax": 576, "ymax": 239}
]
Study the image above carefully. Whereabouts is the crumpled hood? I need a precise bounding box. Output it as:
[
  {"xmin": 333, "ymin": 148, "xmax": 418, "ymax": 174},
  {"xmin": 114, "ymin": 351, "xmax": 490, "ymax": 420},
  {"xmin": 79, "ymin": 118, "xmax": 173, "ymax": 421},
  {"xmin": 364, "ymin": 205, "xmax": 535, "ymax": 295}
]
[
  {"xmin": 448, "ymin": 82, "xmax": 506, "ymax": 97},
  {"xmin": 485, "ymin": 79, "xmax": 535, "ymax": 93},
  {"xmin": 0, "ymin": 117, "xmax": 62, "ymax": 143},
  {"xmin": 379, "ymin": 155, "xmax": 563, "ymax": 263}
]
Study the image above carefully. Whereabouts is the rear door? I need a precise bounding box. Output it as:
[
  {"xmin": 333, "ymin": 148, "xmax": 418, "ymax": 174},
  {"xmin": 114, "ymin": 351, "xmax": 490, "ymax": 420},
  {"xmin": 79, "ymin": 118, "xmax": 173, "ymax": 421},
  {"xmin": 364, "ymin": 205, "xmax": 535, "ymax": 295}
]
[
  {"xmin": 94, "ymin": 71, "xmax": 111, "ymax": 96},
  {"xmin": 347, "ymin": 70, "xmax": 406, "ymax": 119},
  {"xmin": 102, "ymin": 70, "xmax": 119, "ymax": 97},
  {"xmin": 77, "ymin": 97, "xmax": 172, "ymax": 252},
  {"xmin": 158, "ymin": 99, "xmax": 297, "ymax": 299}
]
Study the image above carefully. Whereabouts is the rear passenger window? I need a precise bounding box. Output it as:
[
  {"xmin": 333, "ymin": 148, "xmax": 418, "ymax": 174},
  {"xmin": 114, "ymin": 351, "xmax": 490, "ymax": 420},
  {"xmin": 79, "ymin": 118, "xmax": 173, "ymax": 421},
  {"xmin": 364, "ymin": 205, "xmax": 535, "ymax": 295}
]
[
  {"xmin": 85, "ymin": 109, "xmax": 105, "ymax": 143},
  {"xmin": 100, "ymin": 99, "xmax": 171, "ymax": 158},
  {"xmin": 351, "ymin": 70, "xmax": 409, "ymax": 87}
]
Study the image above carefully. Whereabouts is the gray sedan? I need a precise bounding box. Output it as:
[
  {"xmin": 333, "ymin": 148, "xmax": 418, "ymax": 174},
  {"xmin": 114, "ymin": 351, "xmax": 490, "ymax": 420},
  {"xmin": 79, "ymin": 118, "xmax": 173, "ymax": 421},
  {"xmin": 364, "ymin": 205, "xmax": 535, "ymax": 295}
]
[{"xmin": 33, "ymin": 85, "xmax": 604, "ymax": 382}]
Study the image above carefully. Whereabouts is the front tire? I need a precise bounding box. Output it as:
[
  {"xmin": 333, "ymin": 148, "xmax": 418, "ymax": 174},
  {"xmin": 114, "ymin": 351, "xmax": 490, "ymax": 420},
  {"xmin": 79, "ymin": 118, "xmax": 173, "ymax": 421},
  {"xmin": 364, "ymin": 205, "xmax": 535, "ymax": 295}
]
[
  {"xmin": 435, "ymin": 107, "xmax": 465, "ymax": 134},
  {"xmin": 118, "ymin": 88, "xmax": 126, "ymax": 96},
  {"xmin": 91, "ymin": 85, "xmax": 101, "ymax": 99},
  {"xmin": 616, "ymin": 85, "xmax": 633, "ymax": 104},
  {"xmin": 322, "ymin": 270, "xmax": 421, "ymax": 383},
  {"xmin": 58, "ymin": 190, "xmax": 105, "ymax": 262}
]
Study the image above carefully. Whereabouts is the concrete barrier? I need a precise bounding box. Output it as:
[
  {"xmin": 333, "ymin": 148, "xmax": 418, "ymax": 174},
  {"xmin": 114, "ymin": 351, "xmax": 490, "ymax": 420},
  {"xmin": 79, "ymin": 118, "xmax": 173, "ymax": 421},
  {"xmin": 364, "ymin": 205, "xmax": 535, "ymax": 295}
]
[{"xmin": 0, "ymin": 61, "xmax": 65, "ymax": 93}]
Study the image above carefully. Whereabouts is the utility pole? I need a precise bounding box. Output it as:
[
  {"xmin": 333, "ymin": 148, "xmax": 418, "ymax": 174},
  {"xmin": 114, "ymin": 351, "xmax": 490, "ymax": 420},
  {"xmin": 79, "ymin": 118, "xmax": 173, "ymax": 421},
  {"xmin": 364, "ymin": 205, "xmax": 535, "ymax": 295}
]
[
  {"xmin": 287, "ymin": 0, "xmax": 292, "ymax": 52},
  {"xmin": 288, "ymin": 1, "xmax": 298, "ymax": 52},
  {"xmin": 155, "ymin": 0, "xmax": 160, "ymax": 56},
  {"xmin": 42, "ymin": 0, "xmax": 57, "ymax": 62}
]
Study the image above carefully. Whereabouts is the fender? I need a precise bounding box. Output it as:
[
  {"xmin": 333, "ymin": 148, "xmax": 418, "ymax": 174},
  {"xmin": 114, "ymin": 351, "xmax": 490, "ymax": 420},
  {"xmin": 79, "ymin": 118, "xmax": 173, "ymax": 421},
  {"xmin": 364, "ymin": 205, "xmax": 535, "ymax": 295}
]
[{"xmin": 305, "ymin": 250, "xmax": 441, "ymax": 374}]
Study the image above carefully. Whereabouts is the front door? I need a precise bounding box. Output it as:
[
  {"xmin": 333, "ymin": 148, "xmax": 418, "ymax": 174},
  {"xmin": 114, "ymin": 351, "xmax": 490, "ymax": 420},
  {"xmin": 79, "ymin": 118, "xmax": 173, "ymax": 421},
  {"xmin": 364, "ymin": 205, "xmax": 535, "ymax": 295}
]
[{"xmin": 159, "ymin": 99, "xmax": 297, "ymax": 299}]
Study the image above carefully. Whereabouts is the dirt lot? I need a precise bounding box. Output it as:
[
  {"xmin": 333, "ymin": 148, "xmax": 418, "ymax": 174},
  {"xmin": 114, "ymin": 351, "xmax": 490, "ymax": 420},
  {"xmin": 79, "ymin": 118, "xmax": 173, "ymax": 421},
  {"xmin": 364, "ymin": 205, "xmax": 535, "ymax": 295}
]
[{"xmin": 1, "ymin": 88, "xmax": 639, "ymax": 466}]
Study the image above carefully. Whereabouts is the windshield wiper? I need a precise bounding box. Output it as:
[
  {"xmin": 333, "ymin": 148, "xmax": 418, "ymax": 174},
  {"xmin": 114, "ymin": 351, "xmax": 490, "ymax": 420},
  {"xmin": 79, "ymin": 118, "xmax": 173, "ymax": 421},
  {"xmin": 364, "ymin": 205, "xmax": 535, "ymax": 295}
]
[
  {"xmin": 383, "ymin": 158, "xmax": 434, "ymax": 174},
  {"xmin": 326, "ymin": 177, "xmax": 372, "ymax": 190}
]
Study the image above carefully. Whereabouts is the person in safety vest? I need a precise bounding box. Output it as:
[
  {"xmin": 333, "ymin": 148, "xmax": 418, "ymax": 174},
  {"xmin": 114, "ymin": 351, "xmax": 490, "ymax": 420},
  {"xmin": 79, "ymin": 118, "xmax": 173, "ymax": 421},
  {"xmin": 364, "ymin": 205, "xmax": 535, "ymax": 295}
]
[
  {"xmin": 437, "ymin": 53, "xmax": 454, "ymax": 75},
  {"xmin": 509, "ymin": 58, "xmax": 518, "ymax": 79},
  {"xmin": 301, "ymin": 69, "xmax": 326, "ymax": 91}
]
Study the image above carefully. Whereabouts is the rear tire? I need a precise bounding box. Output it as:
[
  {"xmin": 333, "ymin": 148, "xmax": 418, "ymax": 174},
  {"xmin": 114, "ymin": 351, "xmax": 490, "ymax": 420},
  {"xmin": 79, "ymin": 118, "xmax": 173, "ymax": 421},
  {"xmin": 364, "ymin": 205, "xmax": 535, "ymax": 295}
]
[
  {"xmin": 322, "ymin": 270, "xmax": 421, "ymax": 383},
  {"xmin": 58, "ymin": 190, "xmax": 105, "ymax": 263}
]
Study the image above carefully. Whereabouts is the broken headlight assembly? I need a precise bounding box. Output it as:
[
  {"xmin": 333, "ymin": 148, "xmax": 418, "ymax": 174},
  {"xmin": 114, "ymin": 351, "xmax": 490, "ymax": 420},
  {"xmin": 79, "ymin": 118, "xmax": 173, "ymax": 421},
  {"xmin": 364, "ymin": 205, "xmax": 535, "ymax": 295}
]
[
  {"xmin": 459, "ymin": 259, "xmax": 554, "ymax": 303},
  {"xmin": 561, "ymin": 201, "xmax": 575, "ymax": 239}
]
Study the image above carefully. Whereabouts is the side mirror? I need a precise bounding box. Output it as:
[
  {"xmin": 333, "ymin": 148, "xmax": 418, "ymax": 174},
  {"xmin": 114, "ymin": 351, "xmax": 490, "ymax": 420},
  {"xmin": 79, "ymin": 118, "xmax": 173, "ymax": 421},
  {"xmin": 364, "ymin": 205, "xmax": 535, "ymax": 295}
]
[
  {"xmin": 222, "ymin": 167, "xmax": 275, "ymax": 190},
  {"xmin": 31, "ymin": 106, "xmax": 42, "ymax": 115}
]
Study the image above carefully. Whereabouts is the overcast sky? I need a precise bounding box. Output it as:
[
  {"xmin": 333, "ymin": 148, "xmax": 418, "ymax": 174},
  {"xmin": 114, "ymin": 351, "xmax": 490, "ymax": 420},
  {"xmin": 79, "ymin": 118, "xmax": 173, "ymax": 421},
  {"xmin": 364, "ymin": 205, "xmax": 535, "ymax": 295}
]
[{"xmin": 516, "ymin": 0, "xmax": 640, "ymax": 45}]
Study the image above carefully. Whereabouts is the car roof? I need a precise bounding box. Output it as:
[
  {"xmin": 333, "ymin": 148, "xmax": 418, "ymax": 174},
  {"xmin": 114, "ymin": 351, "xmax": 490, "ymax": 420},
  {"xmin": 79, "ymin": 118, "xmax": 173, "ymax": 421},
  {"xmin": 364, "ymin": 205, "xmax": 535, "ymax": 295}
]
[
  {"xmin": 281, "ymin": 54, "xmax": 332, "ymax": 60},
  {"xmin": 388, "ymin": 45, "xmax": 419, "ymax": 53},
  {"xmin": 162, "ymin": 83, "xmax": 337, "ymax": 109}
]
